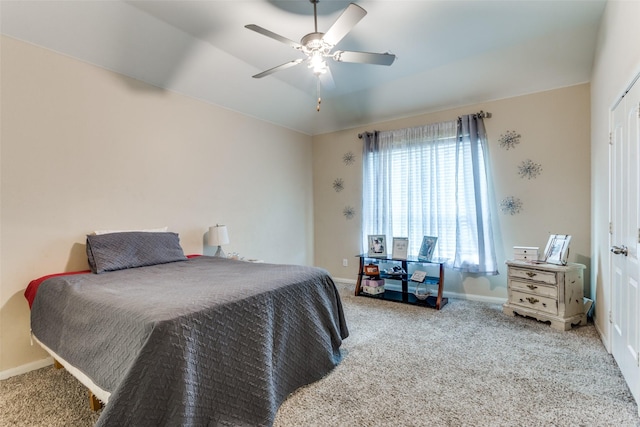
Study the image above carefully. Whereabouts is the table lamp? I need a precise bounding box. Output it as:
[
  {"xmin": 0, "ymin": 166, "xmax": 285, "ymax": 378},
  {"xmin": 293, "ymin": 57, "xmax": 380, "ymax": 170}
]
[{"xmin": 208, "ymin": 224, "xmax": 229, "ymax": 257}]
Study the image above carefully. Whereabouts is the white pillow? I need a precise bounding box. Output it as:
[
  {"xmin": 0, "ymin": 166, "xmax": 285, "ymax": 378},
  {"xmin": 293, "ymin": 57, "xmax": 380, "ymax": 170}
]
[{"xmin": 93, "ymin": 227, "xmax": 168, "ymax": 235}]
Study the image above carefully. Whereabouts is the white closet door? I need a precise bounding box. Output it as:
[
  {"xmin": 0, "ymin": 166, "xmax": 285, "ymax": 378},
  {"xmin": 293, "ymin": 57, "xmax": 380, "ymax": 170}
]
[{"xmin": 610, "ymin": 77, "xmax": 640, "ymax": 406}]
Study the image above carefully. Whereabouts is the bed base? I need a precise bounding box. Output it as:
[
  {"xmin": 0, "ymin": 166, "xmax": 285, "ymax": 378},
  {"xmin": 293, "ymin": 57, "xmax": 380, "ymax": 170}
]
[
  {"xmin": 53, "ymin": 358, "xmax": 103, "ymax": 410},
  {"xmin": 89, "ymin": 391, "xmax": 103, "ymax": 411},
  {"xmin": 53, "ymin": 358, "xmax": 103, "ymax": 411}
]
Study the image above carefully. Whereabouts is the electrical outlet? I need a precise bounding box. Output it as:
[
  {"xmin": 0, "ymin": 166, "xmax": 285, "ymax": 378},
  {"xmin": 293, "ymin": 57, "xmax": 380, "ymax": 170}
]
[{"xmin": 342, "ymin": 258, "xmax": 348, "ymax": 267}]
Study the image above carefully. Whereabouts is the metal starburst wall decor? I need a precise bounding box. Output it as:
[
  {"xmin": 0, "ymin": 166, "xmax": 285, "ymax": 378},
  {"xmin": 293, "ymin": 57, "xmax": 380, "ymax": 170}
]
[
  {"xmin": 499, "ymin": 130, "xmax": 521, "ymax": 150},
  {"xmin": 500, "ymin": 196, "xmax": 523, "ymax": 215},
  {"xmin": 343, "ymin": 206, "xmax": 355, "ymax": 219},
  {"xmin": 332, "ymin": 178, "xmax": 344, "ymax": 192},
  {"xmin": 518, "ymin": 159, "xmax": 542, "ymax": 179},
  {"xmin": 343, "ymin": 151, "xmax": 355, "ymax": 166}
]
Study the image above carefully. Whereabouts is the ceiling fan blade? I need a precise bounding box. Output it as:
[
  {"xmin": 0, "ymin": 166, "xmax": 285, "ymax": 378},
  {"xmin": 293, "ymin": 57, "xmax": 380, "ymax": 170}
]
[
  {"xmin": 322, "ymin": 3, "xmax": 367, "ymax": 47},
  {"xmin": 252, "ymin": 59, "xmax": 304, "ymax": 79},
  {"xmin": 333, "ymin": 50, "xmax": 396, "ymax": 66},
  {"xmin": 245, "ymin": 24, "xmax": 302, "ymax": 49}
]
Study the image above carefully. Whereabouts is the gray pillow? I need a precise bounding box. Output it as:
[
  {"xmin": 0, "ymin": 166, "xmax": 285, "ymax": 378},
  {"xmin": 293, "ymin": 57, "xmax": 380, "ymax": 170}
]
[{"xmin": 86, "ymin": 232, "xmax": 187, "ymax": 274}]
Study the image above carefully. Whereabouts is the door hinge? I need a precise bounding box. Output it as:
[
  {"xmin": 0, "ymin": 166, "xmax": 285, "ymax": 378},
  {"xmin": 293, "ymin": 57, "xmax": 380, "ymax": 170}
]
[
  {"xmin": 609, "ymin": 132, "xmax": 613, "ymax": 145},
  {"xmin": 609, "ymin": 310, "xmax": 613, "ymax": 324},
  {"xmin": 609, "ymin": 222, "xmax": 613, "ymax": 234}
]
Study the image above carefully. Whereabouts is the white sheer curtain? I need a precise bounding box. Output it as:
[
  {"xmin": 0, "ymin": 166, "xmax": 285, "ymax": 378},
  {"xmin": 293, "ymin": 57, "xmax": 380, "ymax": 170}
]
[{"xmin": 362, "ymin": 115, "xmax": 498, "ymax": 275}]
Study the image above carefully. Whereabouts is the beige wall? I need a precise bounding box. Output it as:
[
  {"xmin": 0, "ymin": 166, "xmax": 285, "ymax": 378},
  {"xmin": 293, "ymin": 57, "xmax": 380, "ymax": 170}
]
[
  {"xmin": 0, "ymin": 36, "xmax": 313, "ymax": 372},
  {"xmin": 313, "ymin": 84, "xmax": 591, "ymax": 301},
  {"xmin": 590, "ymin": 0, "xmax": 640, "ymax": 347}
]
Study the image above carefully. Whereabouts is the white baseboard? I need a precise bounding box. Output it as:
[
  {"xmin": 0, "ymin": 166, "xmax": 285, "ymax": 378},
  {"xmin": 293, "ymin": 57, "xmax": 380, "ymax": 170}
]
[
  {"xmin": 442, "ymin": 291, "xmax": 506, "ymax": 305},
  {"xmin": 333, "ymin": 277, "xmax": 356, "ymax": 286},
  {"xmin": 332, "ymin": 277, "xmax": 507, "ymax": 305},
  {"xmin": 0, "ymin": 357, "xmax": 53, "ymax": 380}
]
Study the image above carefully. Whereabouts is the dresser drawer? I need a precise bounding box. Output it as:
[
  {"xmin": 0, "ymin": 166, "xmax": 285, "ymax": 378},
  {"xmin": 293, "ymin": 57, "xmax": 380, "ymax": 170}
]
[
  {"xmin": 514, "ymin": 254, "xmax": 538, "ymax": 262},
  {"xmin": 510, "ymin": 290, "xmax": 557, "ymax": 315},
  {"xmin": 509, "ymin": 267, "xmax": 557, "ymax": 285},
  {"xmin": 509, "ymin": 279, "xmax": 557, "ymax": 299}
]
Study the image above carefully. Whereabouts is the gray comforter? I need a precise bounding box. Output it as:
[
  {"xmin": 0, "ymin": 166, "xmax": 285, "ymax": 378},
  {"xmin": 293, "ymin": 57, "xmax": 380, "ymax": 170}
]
[{"xmin": 31, "ymin": 256, "xmax": 348, "ymax": 426}]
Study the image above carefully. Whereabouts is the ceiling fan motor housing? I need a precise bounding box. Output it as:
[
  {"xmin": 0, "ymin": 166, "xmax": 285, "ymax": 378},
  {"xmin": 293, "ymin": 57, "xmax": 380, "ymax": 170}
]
[{"xmin": 301, "ymin": 32, "xmax": 333, "ymax": 56}]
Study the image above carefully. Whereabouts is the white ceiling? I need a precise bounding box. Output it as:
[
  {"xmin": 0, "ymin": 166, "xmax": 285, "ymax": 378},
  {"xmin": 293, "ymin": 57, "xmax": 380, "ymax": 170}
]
[{"xmin": 1, "ymin": 0, "xmax": 606, "ymax": 135}]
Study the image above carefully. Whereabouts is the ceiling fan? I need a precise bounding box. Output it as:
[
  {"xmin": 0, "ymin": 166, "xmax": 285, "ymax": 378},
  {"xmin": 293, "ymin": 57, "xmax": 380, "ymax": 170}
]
[{"xmin": 245, "ymin": 0, "xmax": 395, "ymax": 108}]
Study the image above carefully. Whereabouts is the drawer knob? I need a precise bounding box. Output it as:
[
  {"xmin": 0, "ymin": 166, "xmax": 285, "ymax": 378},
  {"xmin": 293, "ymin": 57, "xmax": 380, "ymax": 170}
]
[
  {"xmin": 526, "ymin": 284, "xmax": 538, "ymax": 290},
  {"xmin": 526, "ymin": 297, "xmax": 539, "ymax": 304},
  {"xmin": 526, "ymin": 271, "xmax": 537, "ymax": 278}
]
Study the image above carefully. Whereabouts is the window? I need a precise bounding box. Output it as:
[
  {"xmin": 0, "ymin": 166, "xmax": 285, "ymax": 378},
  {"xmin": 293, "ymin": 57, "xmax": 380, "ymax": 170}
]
[{"xmin": 362, "ymin": 115, "xmax": 498, "ymax": 274}]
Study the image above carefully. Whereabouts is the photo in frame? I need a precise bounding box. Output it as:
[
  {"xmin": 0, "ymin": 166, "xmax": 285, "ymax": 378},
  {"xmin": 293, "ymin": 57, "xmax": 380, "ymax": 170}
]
[
  {"xmin": 418, "ymin": 236, "xmax": 438, "ymax": 261},
  {"xmin": 367, "ymin": 234, "xmax": 387, "ymax": 257},
  {"xmin": 392, "ymin": 237, "xmax": 409, "ymax": 259},
  {"xmin": 543, "ymin": 234, "xmax": 571, "ymax": 265},
  {"xmin": 363, "ymin": 264, "xmax": 380, "ymax": 277},
  {"xmin": 410, "ymin": 270, "xmax": 427, "ymax": 283}
]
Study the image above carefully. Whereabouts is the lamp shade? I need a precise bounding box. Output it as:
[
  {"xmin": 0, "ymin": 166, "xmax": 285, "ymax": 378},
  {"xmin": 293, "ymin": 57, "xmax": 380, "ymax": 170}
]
[{"xmin": 208, "ymin": 225, "xmax": 229, "ymax": 247}]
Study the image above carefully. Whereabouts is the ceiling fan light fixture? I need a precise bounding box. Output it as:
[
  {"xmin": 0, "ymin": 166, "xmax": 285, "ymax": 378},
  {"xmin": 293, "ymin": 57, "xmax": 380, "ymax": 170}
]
[
  {"xmin": 309, "ymin": 52, "xmax": 328, "ymax": 75},
  {"xmin": 311, "ymin": 63, "xmax": 328, "ymax": 75}
]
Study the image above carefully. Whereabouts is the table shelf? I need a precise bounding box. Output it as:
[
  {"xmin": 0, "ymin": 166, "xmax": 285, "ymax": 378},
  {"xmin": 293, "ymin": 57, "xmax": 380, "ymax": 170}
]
[{"xmin": 355, "ymin": 254, "xmax": 447, "ymax": 310}]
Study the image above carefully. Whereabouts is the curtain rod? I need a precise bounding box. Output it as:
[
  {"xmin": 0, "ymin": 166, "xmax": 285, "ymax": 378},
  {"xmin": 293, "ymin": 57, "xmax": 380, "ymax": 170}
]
[
  {"xmin": 358, "ymin": 110, "xmax": 492, "ymax": 139},
  {"xmin": 461, "ymin": 110, "xmax": 492, "ymax": 119}
]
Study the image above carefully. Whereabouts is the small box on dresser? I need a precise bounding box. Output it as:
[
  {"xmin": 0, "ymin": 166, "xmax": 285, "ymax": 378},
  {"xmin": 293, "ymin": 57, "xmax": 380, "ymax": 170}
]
[
  {"xmin": 503, "ymin": 260, "xmax": 587, "ymax": 331},
  {"xmin": 513, "ymin": 246, "xmax": 539, "ymax": 262}
]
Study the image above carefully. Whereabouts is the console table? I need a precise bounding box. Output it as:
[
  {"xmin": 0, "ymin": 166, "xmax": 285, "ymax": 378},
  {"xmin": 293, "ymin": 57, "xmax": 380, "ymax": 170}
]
[{"xmin": 355, "ymin": 254, "xmax": 447, "ymax": 310}]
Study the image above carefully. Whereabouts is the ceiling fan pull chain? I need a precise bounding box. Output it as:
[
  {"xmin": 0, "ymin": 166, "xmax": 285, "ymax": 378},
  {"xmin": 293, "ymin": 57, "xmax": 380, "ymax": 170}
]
[{"xmin": 316, "ymin": 78, "xmax": 322, "ymax": 112}]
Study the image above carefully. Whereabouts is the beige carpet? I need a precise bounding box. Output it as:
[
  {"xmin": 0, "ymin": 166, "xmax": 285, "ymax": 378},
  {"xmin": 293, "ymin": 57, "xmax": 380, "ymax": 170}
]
[{"xmin": 2, "ymin": 288, "xmax": 639, "ymax": 426}]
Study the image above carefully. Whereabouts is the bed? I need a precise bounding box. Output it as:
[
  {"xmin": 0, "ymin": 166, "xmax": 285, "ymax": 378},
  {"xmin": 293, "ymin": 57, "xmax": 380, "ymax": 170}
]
[{"xmin": 25, "ymin": 231, "xmax": 348, "ymax": 426}]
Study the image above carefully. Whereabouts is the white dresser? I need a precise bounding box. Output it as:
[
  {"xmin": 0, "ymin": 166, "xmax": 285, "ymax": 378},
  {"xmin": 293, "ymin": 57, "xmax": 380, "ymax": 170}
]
[{"xmin": 503, "ymin": 260, "xmax": 587, "ymax": 331}]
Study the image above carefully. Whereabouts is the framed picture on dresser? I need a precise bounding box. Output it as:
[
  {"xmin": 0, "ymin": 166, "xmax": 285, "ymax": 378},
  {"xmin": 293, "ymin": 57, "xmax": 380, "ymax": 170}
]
[{"xmin": 544, "ymin": 234, "xmax": 571, "ymax": 265}]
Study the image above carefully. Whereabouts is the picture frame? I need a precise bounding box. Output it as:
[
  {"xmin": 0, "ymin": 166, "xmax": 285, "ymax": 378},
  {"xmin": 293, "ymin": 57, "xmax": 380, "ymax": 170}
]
[
  {"xmin": 367, "ymin": 234, "xmax": 387, "ymax": 257},
  {"xmin": 363, "ymin": 264, "xmax": 380, "ymax": 277},
  {"xmin": 410, "ymin": 270, "xmax": 427, "ymax": 283},
  {"xmin": 543, "ymin": 234, "xmax": 571, "ymax": 265},
  {"xmin": 392, "ymin": 237, "xmax": 409, "ymax": 259},
  {"xmin": 418, "ymin": 236, "xmax": 438, "ymax": 261}
]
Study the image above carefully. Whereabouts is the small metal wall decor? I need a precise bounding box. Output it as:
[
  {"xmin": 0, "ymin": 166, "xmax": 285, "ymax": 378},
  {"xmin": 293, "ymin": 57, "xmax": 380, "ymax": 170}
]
[
  {"xmin": 337, "ymin": 151, "xmax": 355, "ymax": 219},
  {"xmin": 343, "ymin": 206, "xmax": 355, "ymax": 219},
  {"xmin": 499, "ymin": 130, "xmax": 521, "ymax": 150},
  {"xmin": 343, "ymin": 151, "xmax": 355, "ymax": 166},
  {"xmin": 518, "ymin": 159, "xmax": 542, "ymax": 180},
  {"xmin": 500, "ymin": 196, "xmax": 523, "ymax": 215}
]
